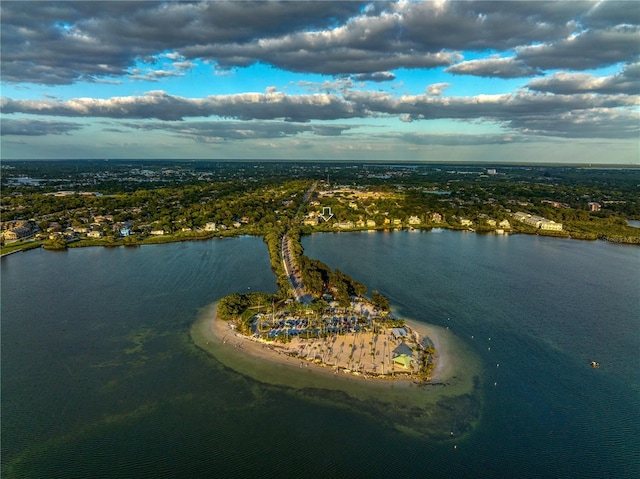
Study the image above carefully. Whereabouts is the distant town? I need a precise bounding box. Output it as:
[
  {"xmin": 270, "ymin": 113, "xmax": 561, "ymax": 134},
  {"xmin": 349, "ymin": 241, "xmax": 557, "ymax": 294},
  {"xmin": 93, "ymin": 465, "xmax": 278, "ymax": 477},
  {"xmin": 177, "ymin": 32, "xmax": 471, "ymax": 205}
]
[{"xmin": 2, "ymin": 161, "xmax": 639, "ymax": 255}]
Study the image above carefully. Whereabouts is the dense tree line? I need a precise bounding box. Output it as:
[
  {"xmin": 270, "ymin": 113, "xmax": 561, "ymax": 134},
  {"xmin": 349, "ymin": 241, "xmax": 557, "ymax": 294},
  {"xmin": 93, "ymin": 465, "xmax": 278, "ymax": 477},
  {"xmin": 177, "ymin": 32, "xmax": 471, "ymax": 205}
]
[{"xmin": 296, "ymin": 254, "xmax": 367, "ymax": 306}]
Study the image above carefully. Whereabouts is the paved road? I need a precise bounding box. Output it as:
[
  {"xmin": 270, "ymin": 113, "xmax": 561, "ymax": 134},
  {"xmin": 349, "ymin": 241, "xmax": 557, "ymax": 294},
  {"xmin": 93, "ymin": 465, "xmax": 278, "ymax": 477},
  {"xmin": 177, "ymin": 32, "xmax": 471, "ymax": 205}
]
[{"xmin": 281, "ymin": 181, "xmax": 317, "ymax": 303}]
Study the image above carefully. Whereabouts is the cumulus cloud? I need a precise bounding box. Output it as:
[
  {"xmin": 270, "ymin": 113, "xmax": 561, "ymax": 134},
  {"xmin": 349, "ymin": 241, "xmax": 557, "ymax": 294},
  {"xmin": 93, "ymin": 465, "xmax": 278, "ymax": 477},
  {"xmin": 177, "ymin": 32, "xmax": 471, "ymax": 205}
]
[
  {"xmin": 351, "ymin": 72, "xmax": 396, "ymax": 82},
  {"xmin": 446, "ymin": 57, "xmax": 542, "ymax": 78},
  {"xmin": 0, "ymin": 1, "xmax": 368, "ymax": 84},
  {"xmin": 118, "ymin": 120, "xmax": 352, "ymax": 142},
  {"xmin": 129, "ymin": 69, "xmax": 186, "ymax": 82},
  {"xmin": 516, "ymin": 25, "xmax": 640, "ymax": 71},
  {"xmin": 507, "ymin": 108, "xmax": 640, "ymax": 139},
  {"xmin": 0, "ymin": 91, "xmax": 365, "ymax": 122},
  {"xmin": 295, "ymin": 78, "xmax": 355, "ymax": 93},
  {"xmin": 425, "ymin": 83, "xmax": 451, "ymax": 96},
  {"xmin": 527, "ymin": 63, "xmax": 640, "ymax": 95},
  {"xmin": 3, "ymin": 88, "xmax": 638, "ymax": 140},
  {"xmin": 342, "ymin": 90, "xmax": 638, "ymax": 124},
  {"xmin": 3, "ymin": 1, "xmax": 637, "ymax": 84},
  {"xmin": 1, "ymin": 118, "xmax": 83, "ymax": 136}
]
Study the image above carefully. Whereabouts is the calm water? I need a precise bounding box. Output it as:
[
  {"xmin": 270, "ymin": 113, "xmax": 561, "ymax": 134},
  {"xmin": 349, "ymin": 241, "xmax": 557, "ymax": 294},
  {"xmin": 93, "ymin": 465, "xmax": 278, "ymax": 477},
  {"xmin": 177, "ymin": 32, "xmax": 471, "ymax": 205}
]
[{"xmin": 2, "ymin": 232, "xmax": 639, "ymax": 478}]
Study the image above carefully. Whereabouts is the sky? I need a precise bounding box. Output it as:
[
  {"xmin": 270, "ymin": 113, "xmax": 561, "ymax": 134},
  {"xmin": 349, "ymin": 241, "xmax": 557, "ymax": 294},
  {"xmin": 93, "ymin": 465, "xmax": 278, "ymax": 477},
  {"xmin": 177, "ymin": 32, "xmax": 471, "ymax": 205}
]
[{"xmin": 1, "ymin": 0, "xmax": 639, "ymax": 164}]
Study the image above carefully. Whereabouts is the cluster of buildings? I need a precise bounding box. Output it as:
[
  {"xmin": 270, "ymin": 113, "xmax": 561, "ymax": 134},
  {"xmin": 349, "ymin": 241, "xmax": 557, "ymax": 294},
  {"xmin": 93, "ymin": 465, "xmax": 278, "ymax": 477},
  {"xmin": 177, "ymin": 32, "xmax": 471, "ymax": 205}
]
[
  {"xmin": 513, "ymin": 212, "xmax": 563, "ymax": 231},
  {"xmin": 1, "ymin": 220, "xmax": 35, "ymax": 242},
  {"xmin": 302, "ymin": 212, "xmax": 443, "ymax": 230}
]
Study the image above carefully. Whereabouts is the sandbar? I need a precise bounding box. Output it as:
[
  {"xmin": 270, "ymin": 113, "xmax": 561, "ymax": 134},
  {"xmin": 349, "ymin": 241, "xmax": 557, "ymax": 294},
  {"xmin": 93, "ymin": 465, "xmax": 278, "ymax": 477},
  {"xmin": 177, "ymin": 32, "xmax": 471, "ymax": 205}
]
[{"xmin": 195, "ymin": 301, "xmax": 472, "ymax": 390}]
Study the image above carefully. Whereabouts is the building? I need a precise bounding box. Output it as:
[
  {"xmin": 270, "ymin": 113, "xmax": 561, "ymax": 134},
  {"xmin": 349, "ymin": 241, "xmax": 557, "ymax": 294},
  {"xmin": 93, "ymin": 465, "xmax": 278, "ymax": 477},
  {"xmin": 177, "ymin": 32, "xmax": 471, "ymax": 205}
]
[
  {"xmin": 408, "ymin": 216, "xmax": 421, "ymax": 225},
  {"xmin": 514, "ymin": 212, "xmax": 563, "ymax": 231},
  {"xmin": 588, "ymin": 202, "xmax": 602, "ymax": 212},
  {"xmin": 540, "ymin": 220, "xmax": 563, "ymax": 231},
  {"xmin": 204, "ymin": 222, "xmax": 217, "ymax": 232},
  {"xmin": 431, "ymin": 212, "xmax": 442, "ymax": 223},
  {"xmin": 334, "ymin": 221, "xmax": 354, "ymax": 229},
  {"xmin": 459, "ymin": 218, "xmax": 473, "ymax": 226},
  {"xmin": 2, "ymin": 225, "xmax": 33, "ymax": 241}
]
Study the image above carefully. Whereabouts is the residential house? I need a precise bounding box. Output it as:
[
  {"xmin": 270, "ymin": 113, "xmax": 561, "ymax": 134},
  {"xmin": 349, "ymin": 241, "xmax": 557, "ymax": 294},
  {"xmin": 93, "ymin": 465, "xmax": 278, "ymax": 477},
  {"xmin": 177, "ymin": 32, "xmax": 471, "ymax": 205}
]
[
  {"xmin": 334, "ymin": 221, "xmax": 354, "ymax": 229},
  {"xmin": 514, "ymin": 212, "xmax": 562, "ymax": 231},
  {"xmin": 2, "ymin": 225, "xmax": 32, "ymax": 241}
]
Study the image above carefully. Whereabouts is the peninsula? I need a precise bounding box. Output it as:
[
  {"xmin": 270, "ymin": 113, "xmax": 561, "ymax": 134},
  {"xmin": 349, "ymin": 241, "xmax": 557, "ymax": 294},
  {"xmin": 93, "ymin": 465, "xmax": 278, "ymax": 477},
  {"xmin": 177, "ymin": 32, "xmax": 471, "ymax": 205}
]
[{"xmin": 208, "ymin": 181, "xmax": 446, "ymax": 386}]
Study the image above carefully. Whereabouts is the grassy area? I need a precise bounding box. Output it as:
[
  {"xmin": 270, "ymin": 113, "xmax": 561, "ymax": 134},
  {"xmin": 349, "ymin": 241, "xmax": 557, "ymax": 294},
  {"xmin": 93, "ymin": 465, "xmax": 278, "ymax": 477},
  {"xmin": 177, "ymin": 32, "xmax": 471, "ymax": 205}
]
[{"xmin": 1, "ymin": 240, "xmax": 43, "ymax": 256}]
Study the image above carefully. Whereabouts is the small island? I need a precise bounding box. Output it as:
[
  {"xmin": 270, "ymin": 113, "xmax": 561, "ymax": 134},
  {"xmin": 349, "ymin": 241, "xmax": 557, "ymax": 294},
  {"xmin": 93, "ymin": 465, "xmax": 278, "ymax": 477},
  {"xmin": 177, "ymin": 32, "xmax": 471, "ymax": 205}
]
[{"xmin": 213, "ymin": 294, "xmax": 442, "ymax": 384}]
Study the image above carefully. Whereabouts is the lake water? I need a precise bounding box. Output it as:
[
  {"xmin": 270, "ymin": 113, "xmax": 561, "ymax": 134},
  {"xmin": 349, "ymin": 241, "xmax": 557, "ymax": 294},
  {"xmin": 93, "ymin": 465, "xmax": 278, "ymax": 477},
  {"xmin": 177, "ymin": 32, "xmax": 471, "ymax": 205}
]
[{"xmin": 2, "ymin": 232, "xmax": 639, "ymax": 478}]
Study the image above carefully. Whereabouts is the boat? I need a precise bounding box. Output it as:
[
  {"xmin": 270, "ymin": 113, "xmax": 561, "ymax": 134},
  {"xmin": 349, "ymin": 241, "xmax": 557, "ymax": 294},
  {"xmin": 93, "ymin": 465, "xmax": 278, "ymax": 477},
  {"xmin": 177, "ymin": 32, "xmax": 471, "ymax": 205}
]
[{"xmin": 590, "ymin": 361, "xmax": 600, "ymax": 368}]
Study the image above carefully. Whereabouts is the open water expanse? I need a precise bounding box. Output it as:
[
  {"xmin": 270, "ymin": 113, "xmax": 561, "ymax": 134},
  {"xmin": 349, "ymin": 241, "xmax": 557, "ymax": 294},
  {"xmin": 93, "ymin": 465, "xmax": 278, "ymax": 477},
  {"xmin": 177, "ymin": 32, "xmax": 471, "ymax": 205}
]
[{"xmin": 2, "ymin": 231, "xmax": 639, "ymax": 478}]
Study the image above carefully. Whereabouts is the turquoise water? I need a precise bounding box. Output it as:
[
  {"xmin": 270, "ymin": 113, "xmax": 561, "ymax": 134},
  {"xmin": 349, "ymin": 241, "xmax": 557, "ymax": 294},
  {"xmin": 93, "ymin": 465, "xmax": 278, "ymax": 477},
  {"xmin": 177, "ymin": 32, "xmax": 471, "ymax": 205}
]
[{"xmin": 2, "ymin": 232, "xmax": 639, "ymax": 478}]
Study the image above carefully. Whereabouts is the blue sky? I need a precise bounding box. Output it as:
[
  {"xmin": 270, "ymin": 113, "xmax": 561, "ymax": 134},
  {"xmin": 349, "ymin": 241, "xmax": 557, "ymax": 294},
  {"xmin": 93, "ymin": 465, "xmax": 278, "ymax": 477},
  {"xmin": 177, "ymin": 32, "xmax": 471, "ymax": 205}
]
[{"xmin": 1, "ymin": 1, "xmax": 638, "ymax": 164}]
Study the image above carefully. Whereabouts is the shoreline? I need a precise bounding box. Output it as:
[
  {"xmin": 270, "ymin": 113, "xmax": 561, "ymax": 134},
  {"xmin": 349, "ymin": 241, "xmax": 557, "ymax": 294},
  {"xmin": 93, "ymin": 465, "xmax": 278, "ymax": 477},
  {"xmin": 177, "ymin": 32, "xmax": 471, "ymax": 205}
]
[
  {"xmin": 4, "ymin": 225, "xmax": 635, "ymax": 258},
  {"xmin": 211, "ymin": 307, "xmax": 449, "ymax": 384},
  {"xmin": 192, "ymin": 300, "xmax": 484, "ymax": 437},
  {"xmin": 194, "ymin": 301, "xmax": 476, "ymax": 395}
]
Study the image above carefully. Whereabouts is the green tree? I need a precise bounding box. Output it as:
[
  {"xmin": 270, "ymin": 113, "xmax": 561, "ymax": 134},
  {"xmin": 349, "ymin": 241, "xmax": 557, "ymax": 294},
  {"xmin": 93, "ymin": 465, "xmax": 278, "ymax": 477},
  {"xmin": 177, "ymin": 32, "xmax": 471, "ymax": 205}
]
[
  {"xmin": 217, "ymin": 293, "xmax": 248, "ymax": 320},
  {"xmin": 371, "ymin": 290, "xmax": 390, "ymax": 312}
]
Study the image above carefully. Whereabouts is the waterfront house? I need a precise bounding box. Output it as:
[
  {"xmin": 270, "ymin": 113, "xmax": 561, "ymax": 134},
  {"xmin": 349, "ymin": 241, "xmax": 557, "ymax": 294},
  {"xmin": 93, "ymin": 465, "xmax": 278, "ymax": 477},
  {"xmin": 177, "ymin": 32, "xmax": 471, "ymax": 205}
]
[
  {"xmin": 514, "ymin": 212, "xmax": 562, "ymax": 231},
  {"xmin": 334, "ymin": 221, "xmax": 354, "ymax": 229},
  {"xmin": 2, "ymin": 226, "xmax": 33, "ymax": 241}
]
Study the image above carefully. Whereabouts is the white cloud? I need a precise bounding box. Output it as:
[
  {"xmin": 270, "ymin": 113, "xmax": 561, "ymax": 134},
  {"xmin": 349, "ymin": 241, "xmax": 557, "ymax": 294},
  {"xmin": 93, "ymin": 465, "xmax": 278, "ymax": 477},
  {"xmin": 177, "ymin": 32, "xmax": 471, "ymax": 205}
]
[{"xmin": 426, "ymin": 83, "xmax": 451, "ymax": 96}]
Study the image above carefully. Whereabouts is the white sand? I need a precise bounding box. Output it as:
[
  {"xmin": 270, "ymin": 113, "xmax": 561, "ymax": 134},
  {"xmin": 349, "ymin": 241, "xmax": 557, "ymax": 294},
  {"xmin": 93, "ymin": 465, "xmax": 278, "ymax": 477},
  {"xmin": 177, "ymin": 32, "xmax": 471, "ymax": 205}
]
[{"xmin": 209, "ymin": 307, "xmax": 454, "ymax": 384}]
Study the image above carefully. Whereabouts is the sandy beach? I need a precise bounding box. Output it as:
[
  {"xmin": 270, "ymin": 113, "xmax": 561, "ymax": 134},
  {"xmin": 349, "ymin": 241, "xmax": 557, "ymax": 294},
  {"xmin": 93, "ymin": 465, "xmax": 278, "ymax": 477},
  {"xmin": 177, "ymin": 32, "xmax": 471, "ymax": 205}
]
[{"xmin": 208, "ymin": 303, "xmax": 454, "ymax": 385}]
